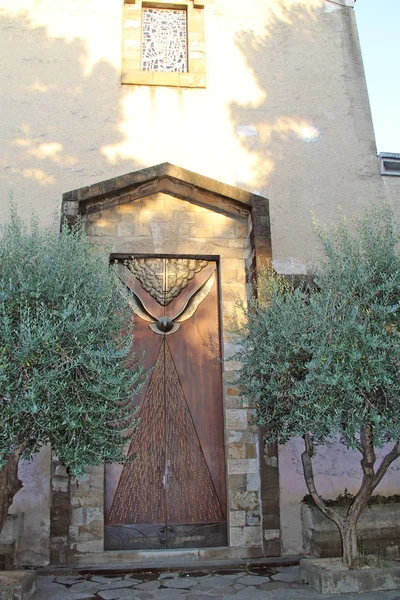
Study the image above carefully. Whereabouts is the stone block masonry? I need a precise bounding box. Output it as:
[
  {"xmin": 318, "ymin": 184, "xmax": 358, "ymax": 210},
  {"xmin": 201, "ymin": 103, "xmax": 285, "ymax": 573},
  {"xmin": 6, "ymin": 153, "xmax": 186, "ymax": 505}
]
[{"xmin": 58, "ymin": 164, "xmax": 274, "ymax": 563}]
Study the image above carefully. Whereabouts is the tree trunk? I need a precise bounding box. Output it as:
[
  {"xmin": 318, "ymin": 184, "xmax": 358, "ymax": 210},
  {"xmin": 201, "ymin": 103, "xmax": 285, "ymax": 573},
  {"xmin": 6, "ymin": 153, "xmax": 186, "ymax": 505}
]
[
  {"xmin": 339, "ymin": 517, "xmax": 358, "ymax": 568},
  {"xmin": 0, "ymin": 448, "xmax": 23, "ymax": 535},
  {"xmin": 301, "ymin": 431, "xmax": 400, "ymax": 569}
]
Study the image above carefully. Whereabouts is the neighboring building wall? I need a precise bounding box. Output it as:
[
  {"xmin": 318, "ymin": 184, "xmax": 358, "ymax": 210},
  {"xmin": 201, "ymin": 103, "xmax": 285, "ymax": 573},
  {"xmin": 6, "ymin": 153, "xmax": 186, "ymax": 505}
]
[
  {"xmin": 1, "ymin": 0, "xmax": 398, "ymax": 563},
  {"xmin": 380, "ymin": 153, "xmax": 400, "ymax": 208}
]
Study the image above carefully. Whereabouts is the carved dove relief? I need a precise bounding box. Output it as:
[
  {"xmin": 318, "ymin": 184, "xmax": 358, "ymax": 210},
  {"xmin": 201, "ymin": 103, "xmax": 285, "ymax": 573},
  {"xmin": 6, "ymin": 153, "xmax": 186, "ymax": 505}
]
[{"xmin": 117, "ymin": 263, "xmax": 215, "ymax": 335}]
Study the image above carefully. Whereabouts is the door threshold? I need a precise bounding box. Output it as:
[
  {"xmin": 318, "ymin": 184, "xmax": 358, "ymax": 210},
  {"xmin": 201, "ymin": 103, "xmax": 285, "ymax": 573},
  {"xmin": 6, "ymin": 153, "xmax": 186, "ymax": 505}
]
[
  {"xmin": 68, "ymin": 546, "xmax": 266, "ymax": 567},
  {"xmin": 40, "ymin": 553, "xmax": 301, "ymax": 574}
]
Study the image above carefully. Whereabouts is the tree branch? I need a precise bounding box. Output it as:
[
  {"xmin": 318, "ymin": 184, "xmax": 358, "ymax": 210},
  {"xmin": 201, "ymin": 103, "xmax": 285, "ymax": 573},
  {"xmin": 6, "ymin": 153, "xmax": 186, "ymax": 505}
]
[
  {"xmin": 373, "ymin": 442, "xmax": 400, "ymax": 489},
  {"xmin": 359, "ymin": 425, "xmax": 376, "ymax": 478},
  {"xmin": 301, "ymin": 433, "xmax": 344, "ymax": 528},
  {"xmin": 349, "ymin": 426, "xmax": 376, "ymax": 520}
]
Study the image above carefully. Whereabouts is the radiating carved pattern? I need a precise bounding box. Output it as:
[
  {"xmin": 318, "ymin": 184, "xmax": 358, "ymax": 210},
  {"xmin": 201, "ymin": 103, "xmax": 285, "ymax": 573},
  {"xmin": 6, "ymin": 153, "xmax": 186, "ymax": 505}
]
[
  {"xmin": 107, "ymin": 339, "xmax": 223, "ymax": 525},
  {"xmin": 127, "ymin": 258, "xmax": 208, "ymax": 306},
  {"xmin": 108, "ymin": 346, "xmax": 166, "ymax": 524},
  {"xmin": 164, "ymin": 341, "xmax": 224, "ymax": 523}
]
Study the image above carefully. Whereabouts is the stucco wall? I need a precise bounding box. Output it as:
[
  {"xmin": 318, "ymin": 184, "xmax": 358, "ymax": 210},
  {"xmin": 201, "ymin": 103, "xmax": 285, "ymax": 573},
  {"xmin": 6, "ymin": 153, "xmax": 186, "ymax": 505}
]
[{"xmin": 0, "ymin": 0, "xmax": 389, "ymax": 267}]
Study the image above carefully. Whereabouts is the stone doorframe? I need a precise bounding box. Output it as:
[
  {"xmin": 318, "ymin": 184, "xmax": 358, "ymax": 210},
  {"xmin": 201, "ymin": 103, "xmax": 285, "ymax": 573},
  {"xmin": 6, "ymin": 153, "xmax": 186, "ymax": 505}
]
[{"xmin": 56, "ymin": 162, "xmax": 281, "ymax": 565}]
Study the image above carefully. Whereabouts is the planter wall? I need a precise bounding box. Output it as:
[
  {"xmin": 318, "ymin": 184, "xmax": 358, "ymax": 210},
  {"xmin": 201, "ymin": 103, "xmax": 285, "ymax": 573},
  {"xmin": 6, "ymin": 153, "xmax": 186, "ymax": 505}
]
[
  {"xmin": 302, "ymin": 503, "xmax": 400, "ymax": 559},
  {"xmin": 0, "ymin": 514, "xmax": 24, "ymax": 569}
]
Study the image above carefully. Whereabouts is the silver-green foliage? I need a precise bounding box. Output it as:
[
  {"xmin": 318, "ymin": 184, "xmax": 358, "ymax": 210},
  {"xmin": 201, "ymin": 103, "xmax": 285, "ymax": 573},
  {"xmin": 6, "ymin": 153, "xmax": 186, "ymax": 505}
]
[
  {"xmin": 237, "ymin": 205, "xmax": 400, "ymax": 448},
  {"xmin": 0, "ymin": 207, "xmax": 145, "ymax": 477}
]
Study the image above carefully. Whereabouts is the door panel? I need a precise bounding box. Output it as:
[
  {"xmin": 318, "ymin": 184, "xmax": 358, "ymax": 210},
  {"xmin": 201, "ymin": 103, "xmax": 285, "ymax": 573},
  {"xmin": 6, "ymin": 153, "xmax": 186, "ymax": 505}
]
[
  {"xmin": 105, "ymin": 523, "xmax": 167, "ymax": 551},
  {"xmin": 105, "ymin": 258, "xmax": 226, "ymax": 550}
]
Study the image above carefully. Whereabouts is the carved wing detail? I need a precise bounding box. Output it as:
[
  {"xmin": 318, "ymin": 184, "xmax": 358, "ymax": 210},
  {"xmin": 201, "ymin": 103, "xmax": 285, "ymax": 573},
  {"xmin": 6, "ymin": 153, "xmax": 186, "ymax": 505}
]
[
  {"xmin": 116, "ymin": 268, "xmax": 157, "ymax": 323},
  {"xmin": 116, "ymin": 263, "xmax": 215, "ymax": 332},
  {"xmin": 173, "ymin": 272, "xmax": 215, "ymax": 323},
  {"xmin": 124, "ymin": 289, "xmax": 157, "ymax": 323}
]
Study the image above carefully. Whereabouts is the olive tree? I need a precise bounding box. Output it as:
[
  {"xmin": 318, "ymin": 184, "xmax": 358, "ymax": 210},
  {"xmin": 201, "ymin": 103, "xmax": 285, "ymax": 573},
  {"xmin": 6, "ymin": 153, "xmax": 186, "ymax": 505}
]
[
  {"xmin": 236, "ymin": 205, "xmax": 400, "ymax": 568},
  {"xmin": 0, "ymin": 207, "xmax": 144, "ymax": 533}
]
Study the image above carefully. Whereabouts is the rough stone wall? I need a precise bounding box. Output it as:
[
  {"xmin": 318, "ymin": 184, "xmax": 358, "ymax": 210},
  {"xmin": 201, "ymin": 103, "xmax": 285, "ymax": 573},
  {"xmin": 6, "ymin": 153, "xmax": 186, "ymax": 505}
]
[
  {"xmin": 50, "ymin": 457, "xmax": 70, "ymax": 564},
  {"xmin": 67, "ymin": 192, "xmax": 264, "ymax": 560},
  {"xmin": 69, "ymin": 466, "xmax": 104, "ymax": 557},
  {"xmin": 9, "ymin": 447, "xmax": 51, "ymax": 566}
]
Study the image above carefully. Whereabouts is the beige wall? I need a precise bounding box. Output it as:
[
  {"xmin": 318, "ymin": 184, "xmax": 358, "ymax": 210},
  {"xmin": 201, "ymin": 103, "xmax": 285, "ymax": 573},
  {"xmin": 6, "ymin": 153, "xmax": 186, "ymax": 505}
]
[{"xmin": 0, "ymin": 0, "xmax": 388, "ymax": 268}]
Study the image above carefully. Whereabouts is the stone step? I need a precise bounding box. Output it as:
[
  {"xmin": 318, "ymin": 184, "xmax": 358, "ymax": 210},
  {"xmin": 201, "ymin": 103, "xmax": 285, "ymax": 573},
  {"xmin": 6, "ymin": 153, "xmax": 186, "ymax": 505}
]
[
  {"xmin": 0, "ymin": 570, "xmax": 36, "ymax": 600},
  {"xmin": 38, "ymin": 554, "xmax": 301, "ymax": 576}
]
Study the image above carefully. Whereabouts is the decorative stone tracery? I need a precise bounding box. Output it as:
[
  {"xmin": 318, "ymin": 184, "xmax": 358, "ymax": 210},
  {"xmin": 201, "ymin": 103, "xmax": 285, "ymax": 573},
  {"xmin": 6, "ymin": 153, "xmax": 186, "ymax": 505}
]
[
  {"xmin": 121, "ymin": 0, "xmax": 206, "ymax": 87},
  {"xmin": 141, "ymin": 8, "xmax": 188, "ymax": 73}
]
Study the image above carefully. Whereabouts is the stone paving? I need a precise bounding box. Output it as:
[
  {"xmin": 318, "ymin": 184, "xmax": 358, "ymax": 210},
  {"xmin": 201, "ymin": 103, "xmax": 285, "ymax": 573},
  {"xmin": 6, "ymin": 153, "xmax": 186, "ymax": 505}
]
[{"xmin": 33, "ymin": 566, "xmax": 400, "ymax": 600}]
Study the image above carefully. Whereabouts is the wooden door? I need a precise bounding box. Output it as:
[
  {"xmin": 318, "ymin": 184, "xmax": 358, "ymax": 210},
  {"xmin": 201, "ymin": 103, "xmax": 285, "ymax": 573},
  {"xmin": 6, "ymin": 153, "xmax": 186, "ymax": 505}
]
[{"xmin": 104, "ymin": 258, "xmax": 227, "ymax": 550}]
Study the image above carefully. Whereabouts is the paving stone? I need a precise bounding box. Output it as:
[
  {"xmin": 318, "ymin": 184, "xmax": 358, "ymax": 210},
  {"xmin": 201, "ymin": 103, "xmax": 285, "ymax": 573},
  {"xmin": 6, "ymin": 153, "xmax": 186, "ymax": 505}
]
[
  {"xmin": 183, "ymin": 574, "xmax": 211, "ymax": 582},
  {"xmin": 98, "ymin": 581, "xmax": 136, "ymax": 591},
  {"xmin": 49, "ymin": 593, "xmax": 97, "ymax": 600},
  {"xmin": 134, "ymin": 581, "xmax": 160, "ymax": 592},
  {"xmin": 98, "ymin": 590, "xmax": 151, "ymax": 600},
  {"xmin": 124, "ymin": 576, "xmax": 144, "ymax": 583},
  {"xmin": 91, "ymin": 577, "xmax": 122, "ymax": 585},
  {"xmin": 232, "ymin": 585, "xmax": 272, "ymax": 600},
  {"xmin": 55, "ymin": 577, "xmax": 85, "ymax": 586},
  {"xmin": 232, "ymin": 583, "xmax": 246, "ymax": 590},
  {"xmin": 235, "ymin": 574, "xmax": 270, "ymax": 586},
  {"xmin": 180, "ymin": 577, "xmax": 210, "ymax": 585},
  {"xmin": 208, "ymin": 587, "xmax": 235, "ymax": 595},
  {"xmin": 215, "ymin": 572, "xmax": 244, "ymax": 580},
  {"xmin": 147, "ymin": 591, "xmax": 188, "ymax": 599},
  {"xmin": 271, "ymin": 566, "xmax": 301, "ymax": 583},
  {"xmin": 160, "ymin": 577, "xmax": 197, "ymax": 589},
  {"xmin": 196, "ymin": 576, "xmax": 234, "ymax": 589},
  {"xmin": 38, "ymin": 577, "xmax": 56, "ymax": 583},
  {"xmin": 187, "ymin": 596, "xmax": 221, "ymax": 600},
  {"xmin": 32, "ymin": 569, "xmax": 400, "ymax": 600},
  {"xmin": 69, "ymin": 581, "xmax": 101, "ymax": 592}
]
